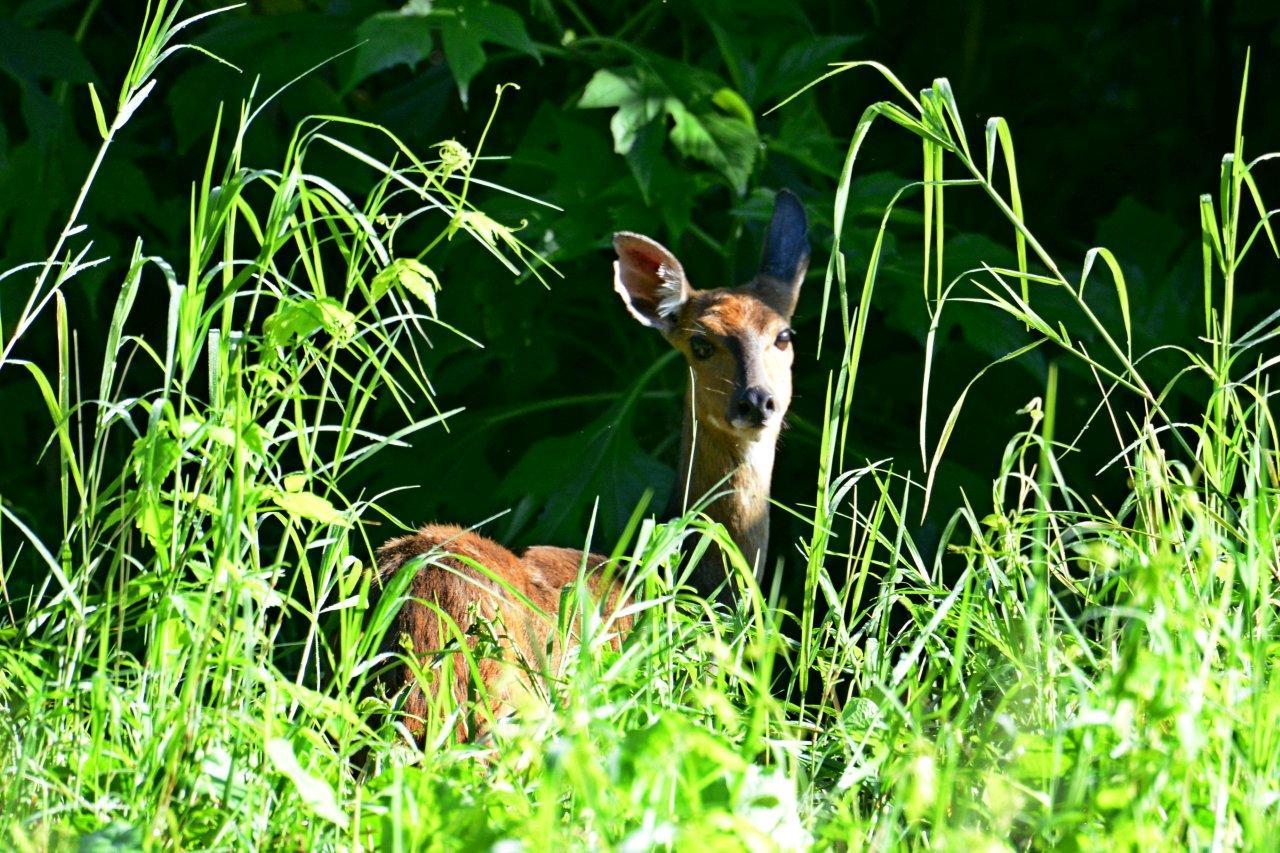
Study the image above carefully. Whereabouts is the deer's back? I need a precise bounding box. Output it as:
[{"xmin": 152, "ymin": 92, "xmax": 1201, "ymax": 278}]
[{"xmin": 374, "ymin": 525, "xmax": 629, "ymax": 739}]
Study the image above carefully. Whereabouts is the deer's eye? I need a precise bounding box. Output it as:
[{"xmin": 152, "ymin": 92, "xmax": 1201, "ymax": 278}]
[
  {"xmin": 775, "ymin": 328, "xmax": 794, "ymax": 350},
  {"xmin": 689, "ymin": 335, "xmax": 715, "ymax": 360}
]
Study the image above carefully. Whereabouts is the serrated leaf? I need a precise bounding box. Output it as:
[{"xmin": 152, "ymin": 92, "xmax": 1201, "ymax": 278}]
[
  {"xmin": 498, "ymin": 405, "xmax": 673, "ymax": 544},
  {"xmin": 131, "ymin": 428, "xmax": 180, "ymax": 490},
  {"xmin": 372, "ymin": 258, "xmax": 439, "ymax": 316},
  {"xmin": 454, "ymin": 209, "xmax": 521, "ymax": 256},
  {"xmin": 316, "ymin": 300, "xmax": 356, "ymax": 343},
  {"xmin": 263, "ymin": 301, "xmax": 322, "ymax": 348},
  {"xmin": 396, "ymin": 261, "xmax": 439, "ymax": 313},
  {"xmin": 134, "ymin": 501, "xmax": 174, "ymax": 551},
  {"xmin": 625, "ymin": 119, "xmax": 666, "ymax": 202},
  {"xmin": 263, "ymin": 298, "xmax": 355, "ymax": 348},
  {"xmin": 669, "ymin": 102, "xmax": 757, "ymax": 194}
]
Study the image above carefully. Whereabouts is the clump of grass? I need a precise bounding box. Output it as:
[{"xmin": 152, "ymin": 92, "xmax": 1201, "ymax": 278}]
[
  {"xmin": 775, "ymin": 55, "xmax": 1280, "ymax": 848},
  {"xmin": 2, "ymin": 3, "xmax": 1279, "ymax": 848},
  {"xmin": 0, "ymin": 3, "xmax": 552, "ymax": 848}
]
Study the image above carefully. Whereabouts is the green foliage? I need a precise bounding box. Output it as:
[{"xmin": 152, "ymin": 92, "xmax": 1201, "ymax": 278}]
[
  {"xmin": 14, "ymin": 0, "xmax": 1256, "ymax": 559},
  {"xmin": 3, "ymin": 1, "xmax": 1280, "ymax": 850},
  {"xmin": 347, "ymin": 0, "xmax": 543, "ymax": 104},
  {"xmin": 580, "ymin": 62, "xmax": 759, "ymax": 194},
  {"xmin": 349, "ymin": 4, "xmax": 436, "ymax": 89}
]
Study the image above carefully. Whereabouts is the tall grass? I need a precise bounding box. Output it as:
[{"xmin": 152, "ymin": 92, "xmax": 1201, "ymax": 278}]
[{"xmin": 2, "ymin": 4, "xmax": 1279, "ymax": 848}]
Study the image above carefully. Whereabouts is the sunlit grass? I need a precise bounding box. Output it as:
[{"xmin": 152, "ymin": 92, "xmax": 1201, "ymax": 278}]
[{"xmin": 1, "ymin": 4, "xmax": 1279, "ymax": 849}]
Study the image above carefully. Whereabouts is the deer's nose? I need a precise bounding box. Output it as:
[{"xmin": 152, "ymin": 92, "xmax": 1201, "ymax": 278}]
[{"xmin": 732, "ymin": 386, "xmax": 775, "ymax": 426}]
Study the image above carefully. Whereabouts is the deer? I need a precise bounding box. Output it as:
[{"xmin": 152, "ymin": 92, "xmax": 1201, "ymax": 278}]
[{"xmin": 374, "ymin": 190, "xmax": 809, "ymax": 741}]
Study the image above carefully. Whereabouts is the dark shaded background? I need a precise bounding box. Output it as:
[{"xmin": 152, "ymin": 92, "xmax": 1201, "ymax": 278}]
[{"xmin": 2, "ymin": 0, "xmax": 1278, "ymax": 601}]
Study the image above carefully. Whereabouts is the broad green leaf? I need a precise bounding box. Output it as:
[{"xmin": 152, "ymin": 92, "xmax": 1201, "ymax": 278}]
[
  {"xmin": 0, "ymin": 25, "xmax": 94, "ymax": 84},
  {"xmin": 581, "ymin": 67, "xmax": 758, "ymax": 193},
  {"xmin": 439, "ymin": 16, "xmax": 485, "ymax": 104},
  {"xmin": 466, "ymin": 2, "xmax": 538, "ymax": 56},
  {"xmin": 580, "ymin": 69, "xmax": 665, "ymax": 155},
  {"xmin": 131, "ymin": 427, "xmax": 180, "ymax": 490},
  {"xmin": 438, "ymin": 2, "xmax": 539, "ymax": 104},
  {"xmin": 578, "ymin": 68, "xmax": 637, "ymax": 110},
  {"xmin": 668, "ymin": 101, "xmax": 757, "ymax": 195},
  {"xmin": 177, "ymin": 415, "xmax": 236, "ymax": 449},
  {"xmin": 610, "ymin": 99, "xmax": 664, "ymax": 156},
  {"xmin": 134, "ymin": 501, "xmax": 174, "ymax": 550},
  {"xmin": 498, "ymin": 405, "xmax": 673, "ymax": 545},
  {"xmin": 349, "ymin": 10, "xmax": 433, "ymax": 88},
  {"xmin": 263, "ymin": 300, "xmax": 323, "ymax": 348},
  {"xmin": 271, "ymin": 489, "xmax": 350, "ymax": 527}
]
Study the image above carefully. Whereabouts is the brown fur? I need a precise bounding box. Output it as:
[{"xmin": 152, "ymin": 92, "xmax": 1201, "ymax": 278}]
[
  {"xmin": 668, "ymin": 290, "xmax": 795, "ymax": 437},
  {"xmin": 375, "ymin": 525, "xmax": 629, "ymax": 741}
]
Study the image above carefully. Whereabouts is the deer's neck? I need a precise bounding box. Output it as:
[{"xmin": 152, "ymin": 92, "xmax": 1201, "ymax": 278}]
[{"xmin": 669, "ymin": 391, "xmax": 778, "ymax": 598}]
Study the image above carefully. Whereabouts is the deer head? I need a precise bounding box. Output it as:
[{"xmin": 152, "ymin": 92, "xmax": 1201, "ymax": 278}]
[{"xmin": 612, "ymin": 190, "xmax": 810, "ymax": 438}]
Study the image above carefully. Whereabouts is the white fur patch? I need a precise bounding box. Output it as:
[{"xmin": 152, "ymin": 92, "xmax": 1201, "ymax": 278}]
[
  {"xmin": 656, "ymin": 262, "xmax": 685, "ymax": 317},
  {"xmin": 743, "ymin": 437, "xmax": 777, "ymax": 480}
]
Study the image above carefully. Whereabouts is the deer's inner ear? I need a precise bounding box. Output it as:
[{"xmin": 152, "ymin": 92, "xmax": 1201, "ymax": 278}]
[{"xmin": 613, "ymin": 232, "xmax": 689, "ymax": 331}]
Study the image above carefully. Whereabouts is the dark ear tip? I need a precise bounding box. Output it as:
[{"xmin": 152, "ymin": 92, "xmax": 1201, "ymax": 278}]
[
  {"xmin": 758, "ymin": 189, "xmax": 810, "ymax": 286},
  {"xmin": 775, "ymin": 187, "xmax": 807, "ymax": 218}
]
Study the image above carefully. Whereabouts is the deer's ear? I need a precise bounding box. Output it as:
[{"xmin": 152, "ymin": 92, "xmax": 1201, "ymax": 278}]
[
  {"xmin": 752, "ymin": 189, "xmax": 810, "ymax": 318},
  {"xmin": 612, "ymin": 232, "xmax": 690, "ymax": 331}
]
